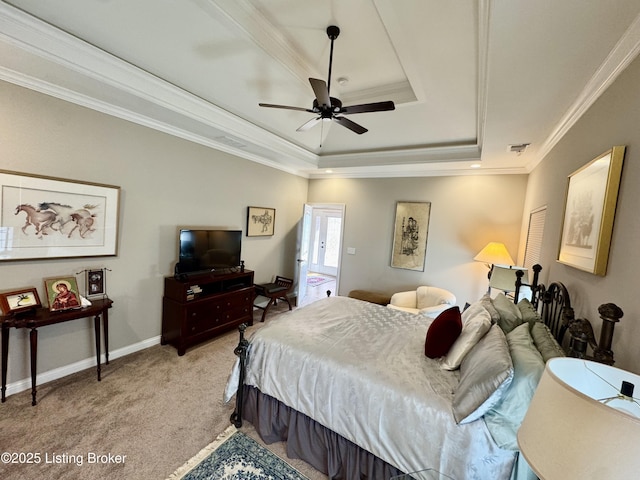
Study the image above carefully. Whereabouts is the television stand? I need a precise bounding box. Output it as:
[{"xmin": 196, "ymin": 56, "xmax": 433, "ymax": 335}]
[{"xmin": 161, "ymin": 269, "xmax": 254, "ymax": 355}]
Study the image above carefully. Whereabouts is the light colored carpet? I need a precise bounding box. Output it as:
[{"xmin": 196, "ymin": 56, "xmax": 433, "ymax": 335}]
[{"xmin": 0, "ymin": 303, "xmax": 328, "ymax": 480}]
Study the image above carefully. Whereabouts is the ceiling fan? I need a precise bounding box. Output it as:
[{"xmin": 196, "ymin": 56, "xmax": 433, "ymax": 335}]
[{"xmin": 259, "ymin": 25, "xmax": 395, "ymax": 135}]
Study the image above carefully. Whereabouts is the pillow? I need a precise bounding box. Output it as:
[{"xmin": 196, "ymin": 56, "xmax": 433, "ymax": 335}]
[
  {"xmin": 441, "ymin": 306, "xmax": 492, "ymax": 370},
  {"xmin": 484, "ymin": 323, "xmax": 545, "ymax": 450},
  {"xmin": 492, "ymin": 293, "xmax": 523, "ymax": 333},
  {"xmin": 517, "ymin": 298, "xmax": 542, "ymax": 327},
  {"xmin": 452, "ymin": 326, "xmax": 514, "ymax": 424},
  {"xmin": 425, "ymin": 306, "xmax": 462, "ymax": 358},
  {"xmin": 479, "ymin": 294, "xmax": 501, "ymax": 324},
  {"xmin": 531, "ymin": 322, "xmax": 566, "ymax": 362}
]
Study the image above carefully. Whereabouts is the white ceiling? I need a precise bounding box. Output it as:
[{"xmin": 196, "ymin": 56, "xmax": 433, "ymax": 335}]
[{"xmin": 2, "ymin": 0, "xmax": 640, "ymax": 178}]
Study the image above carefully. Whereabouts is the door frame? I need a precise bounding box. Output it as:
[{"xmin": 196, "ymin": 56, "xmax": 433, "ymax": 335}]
[{"xmin": 295, "ymin": 203, "xmax": 345, "ymax": 303}]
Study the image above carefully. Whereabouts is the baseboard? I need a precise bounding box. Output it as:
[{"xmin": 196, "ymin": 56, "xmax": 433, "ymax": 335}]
[{"xmin": 4, "ymin": 335, "xmax": 162, "ymax": 398}]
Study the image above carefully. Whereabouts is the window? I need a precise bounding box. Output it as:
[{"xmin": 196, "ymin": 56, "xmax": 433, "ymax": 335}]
[{"xmin": 523, "ymin": 206, "xmax": 546, "ymax": 270}]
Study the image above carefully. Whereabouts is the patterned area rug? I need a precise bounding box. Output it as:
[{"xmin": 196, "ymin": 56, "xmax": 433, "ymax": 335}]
[
  {"xmin": 307, "ymin": 275, "xmax": 333, "ymax": 287},
  {"xmin": 167, "ymin": 425, "xmax": 309, "ymax": 480}
]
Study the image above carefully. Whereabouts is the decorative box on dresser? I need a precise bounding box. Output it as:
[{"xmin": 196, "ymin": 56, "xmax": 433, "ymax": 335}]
[{"xmin": 161, "ymin": 269, "xmax": 254, "ymax": 355}]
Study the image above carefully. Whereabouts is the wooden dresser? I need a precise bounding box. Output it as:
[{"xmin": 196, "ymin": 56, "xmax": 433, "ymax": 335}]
[{"xmin": 161, "ymin": 269, "xmax": 254, "ymax": 355}]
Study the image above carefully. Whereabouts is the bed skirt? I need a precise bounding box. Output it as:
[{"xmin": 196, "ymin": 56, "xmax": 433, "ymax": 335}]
[{"xmin": 242, "ymin": 385, "xmax": 405, "ymax": 480}]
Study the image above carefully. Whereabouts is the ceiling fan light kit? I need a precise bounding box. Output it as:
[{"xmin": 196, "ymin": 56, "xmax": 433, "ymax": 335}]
[{"xmin": 259, "ymin": 25, "xmax": 395, "ymax": 135}]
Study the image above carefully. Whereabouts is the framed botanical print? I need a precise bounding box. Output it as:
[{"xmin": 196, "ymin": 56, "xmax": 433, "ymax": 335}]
[{"xmin": 557, "ymin": 146, "xmax": 625, "ymax": 276}]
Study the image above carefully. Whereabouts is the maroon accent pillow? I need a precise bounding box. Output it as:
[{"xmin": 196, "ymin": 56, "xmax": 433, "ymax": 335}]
[{"xmin": 425, "ymin": 306, "xmax": 462, "ymax": 358}]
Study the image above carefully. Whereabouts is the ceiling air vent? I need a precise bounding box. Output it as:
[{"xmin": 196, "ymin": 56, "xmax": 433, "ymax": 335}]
[{"xmin": 507, "ymin": 143, "xmax": 530, "ymax": 155}]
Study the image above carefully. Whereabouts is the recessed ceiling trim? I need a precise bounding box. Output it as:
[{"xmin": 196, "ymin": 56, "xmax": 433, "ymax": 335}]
[
  {"xmin": 318, "ymin": 143, "xmax": 481, "ymax": 169},
  {"xmin": 0, "ymin": 3, "xmax": 319, "ymax": 172},
  {"xmin": 530, "ymin": 10, "xmax": 640, "ymax": 171},
  {"xmin": 200, "ymin": 0, "xmax": 323, "ymax": 86}
]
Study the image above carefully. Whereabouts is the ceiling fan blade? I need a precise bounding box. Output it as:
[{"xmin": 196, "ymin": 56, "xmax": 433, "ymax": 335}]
[
  {"xmin": 309, "ymin": 78, "xmax": 331, "ymax": 107},
  {"xmin": 259, "ymin": 103, "xmax": 314, "ymax": 113},
  {"xmin": 296, "ymin": 117, "xmax": 322, "ymax": 132},
  {"xmin": 333, "ymin": 116, "xmax": 367, "ymax": 134},
  {"xmin": 340, "ymin": 101, "xmax": 396, "ymax": 115}
]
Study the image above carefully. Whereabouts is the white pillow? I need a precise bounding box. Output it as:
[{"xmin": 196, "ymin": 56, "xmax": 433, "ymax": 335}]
[{"xmin": 441, "ymin": 306, "xmax": 492, "ymax": 370}]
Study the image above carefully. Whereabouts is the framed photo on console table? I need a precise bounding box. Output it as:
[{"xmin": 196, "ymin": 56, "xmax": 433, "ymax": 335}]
[
  {"xmin": 0, "ymin": 287, "xmax": 41, "ymax": 315},
  {"xmin": 0, "ymin": 170, "xmax": 120, "ymax": 262},
  {"xmin": 558, "ymin": 146, "xmax": 625, "ymax": 276},
  {"xmin": 247, "ymin": 206, "xmax": 275, "ymax": 237}
]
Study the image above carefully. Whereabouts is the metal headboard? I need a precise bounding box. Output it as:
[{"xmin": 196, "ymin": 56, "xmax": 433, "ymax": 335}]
[{"xmin": 513, "ymin": 264, "xmax": 572, "ymax": 346}]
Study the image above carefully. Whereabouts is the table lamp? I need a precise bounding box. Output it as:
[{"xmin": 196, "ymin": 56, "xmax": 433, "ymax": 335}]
[{"xmin": 518, "ymin": 357, "xmax": 640, "ymax": 479}]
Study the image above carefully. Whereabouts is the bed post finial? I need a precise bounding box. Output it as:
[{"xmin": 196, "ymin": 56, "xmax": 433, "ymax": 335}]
[
  {"xmin": 593, "ymin": 303, "xmax": 623, "ymax": 365},
  {"xmin": 230, "ymin": 323, "xmax": 249, "ymax": 428}
]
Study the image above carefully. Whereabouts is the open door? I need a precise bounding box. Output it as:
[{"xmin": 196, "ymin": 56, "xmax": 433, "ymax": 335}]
[
  {"xmin": 295, "ymin": 204, "xmax": 313, "ymax": 306},
  {"xmin": 296, "ymin": 203, "xmax": 344, "ymax": 306}
]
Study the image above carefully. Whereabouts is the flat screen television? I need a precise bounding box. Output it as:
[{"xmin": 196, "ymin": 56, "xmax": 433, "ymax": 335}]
[{"xmin": 176, "ymin": 229, "xmax": 242, "ymax": 275}]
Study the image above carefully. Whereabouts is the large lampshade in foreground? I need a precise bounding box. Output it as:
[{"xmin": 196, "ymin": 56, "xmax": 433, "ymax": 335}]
[{"xmin": 518, "ymin": 358, "xmax": 640, "ymax": 479}]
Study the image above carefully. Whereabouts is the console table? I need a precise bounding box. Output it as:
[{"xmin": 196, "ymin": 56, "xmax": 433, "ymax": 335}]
[{"xmin": 1, "ymin": 297, "xmax": 113, "ymax": 406}]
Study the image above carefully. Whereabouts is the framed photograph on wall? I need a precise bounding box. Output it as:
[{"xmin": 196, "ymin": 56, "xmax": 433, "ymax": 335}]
[
  {"xmin": 86, "ymin": 268, "xmax": 107, "ymax": 298},
  {"xmin": 557, "ymin": 146, "xmax": 625, "ymax": 276},
  {"xmin": 391, "ymin": 201, "xmax": 431, "ymax": 271},
  {"xmin": 0, "ymin": 287, "xmax": 41, "ymax": 315},
  {"xmin": 44, "ymin": 276, "xmax": 82, "ymax": 312},
  {"xmin": 246, "ymin": 206, "xmax": 275, "ymax": 237},
  {"xmin": 0, "ymin": 170, "xmax": 120, "ymax": 262}
]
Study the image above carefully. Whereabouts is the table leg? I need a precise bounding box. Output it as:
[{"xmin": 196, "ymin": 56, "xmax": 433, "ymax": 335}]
[
  {"xmin": 94, "ymin": 314, "xmax": 101, "ymax": 382},
  {"xmin": 29, "ymin": 327, "xmax": 37, "ymax": 406},
  {"xmin": 103, "ymin": 308, "xmax": 109, "ymax": 365},
  {"xmin": 1, "ymin": 324, "xmax": 9, "ymax": 403}
]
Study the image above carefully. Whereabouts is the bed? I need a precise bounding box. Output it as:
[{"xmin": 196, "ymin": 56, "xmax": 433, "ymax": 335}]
[{"xmin": 224, "ymin": 266, "xmax": 576, "ymax": 479}]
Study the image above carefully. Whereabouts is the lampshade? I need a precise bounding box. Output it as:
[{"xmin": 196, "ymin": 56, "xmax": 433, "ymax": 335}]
[
  {"xmin": 473, "ymin": 242, "xmax": 515, "ymax": 266},
  {"xmin": 518, "ymin": 358, "xmax": 640, "ymax": 479},
  {"xmin": 488, "ymin": 265, "xmax": 526, "ymax": 292}
]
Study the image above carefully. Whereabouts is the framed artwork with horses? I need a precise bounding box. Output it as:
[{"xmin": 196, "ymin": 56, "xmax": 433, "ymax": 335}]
[
  {"xmin": 247, "ymin": 206, "xmax": 275, "ymax": 237},
  {"xmin": 0, "ymin": 170, "xmax": 120, "ymax": 261}
]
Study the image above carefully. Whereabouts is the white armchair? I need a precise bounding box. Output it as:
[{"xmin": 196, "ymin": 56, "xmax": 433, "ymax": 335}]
[{"xmin": 387, "ymin": 286, "xmax": 457, "ymax": 316}]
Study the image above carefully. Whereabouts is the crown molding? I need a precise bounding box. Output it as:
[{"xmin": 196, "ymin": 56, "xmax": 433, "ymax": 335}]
[{"xmin": 530, "ymin": 11, "xmax": 640, "ymax": 171}]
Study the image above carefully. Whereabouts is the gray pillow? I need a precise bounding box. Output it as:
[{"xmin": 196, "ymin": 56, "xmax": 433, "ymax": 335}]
[
  {"xmin": 531, "ymin": 322, "xmax": 566, "ymax": 362},
  {"xmin": 484, "ymin": 323, "xmax": 545, "ymax": 450},
  {"xmin": 452, "ymin": 325, "xmax": 514, "ymax": 424},
  {"xmin": 479, "ymin": 294, "xmax": 501, "ymax": 324},
  {"xmin": 517, "ymin": 298, "xmax": 541, "ymax": 327},
  {"xmin": 493, "ymin": 293, "xmax": 523, "ymax": 333}
]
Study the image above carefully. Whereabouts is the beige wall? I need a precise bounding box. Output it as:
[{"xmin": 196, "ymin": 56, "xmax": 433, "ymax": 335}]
[
  {"xmin": 308, "ymin": 175, "xmax": 528, "ymax": 306},
  {"xmin": 0, "ymin": 81, "xmax": 308, "ymax": 385},
  {"xmin": 520, "ymin": 54, "xmax": 640, "ymax": 373}
]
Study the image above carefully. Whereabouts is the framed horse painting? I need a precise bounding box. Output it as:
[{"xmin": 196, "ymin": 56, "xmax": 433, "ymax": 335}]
[{"xmin": 0, "ymin": 170, "xmax": 120, "ymax": 261}]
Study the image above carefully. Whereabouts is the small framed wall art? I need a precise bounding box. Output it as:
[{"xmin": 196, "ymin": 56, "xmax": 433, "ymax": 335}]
[
  {"xmin": 247, "ymin": 206, "xmax": 275, "ymax": 237},
  {"xmin": 44, "ymin": 276, "xmax": 82, "ymax": 312},
  {"xmin": 85, "ymin": 268, "xmax": 107, "ymax": 298},
  {"xmin": 391, "ymin": 201, "xmax": 431, "ymax": 271},
  {"xmin": 557, "ymin": 146, "xmax": 625, "ymax": 276},
  {"xmin": 0, "ymin": 287, "xmax": 41, "ymax": 315}
]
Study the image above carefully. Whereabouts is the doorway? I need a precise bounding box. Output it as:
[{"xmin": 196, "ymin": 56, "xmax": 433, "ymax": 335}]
[{"xmin": 296, "ymin": 204, "xmax": 344, "ymax": 307}]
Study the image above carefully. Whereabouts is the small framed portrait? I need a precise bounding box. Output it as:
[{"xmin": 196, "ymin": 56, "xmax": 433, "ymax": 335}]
[
  {"xmin": 86, "ymin": 269, "xmax": 106, "ymax": 298},
  {"xmin": 0, "ymin": 287, "xmax": 41, "ymax": 315},
  {"xmin": 247, "ymin": 206, "xmax": 275, "ymax": 237},
  {"xmin": 44, "ymin": 276, "xmax": 82, "ymax": 312}
]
